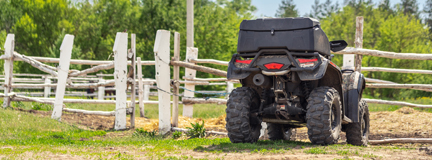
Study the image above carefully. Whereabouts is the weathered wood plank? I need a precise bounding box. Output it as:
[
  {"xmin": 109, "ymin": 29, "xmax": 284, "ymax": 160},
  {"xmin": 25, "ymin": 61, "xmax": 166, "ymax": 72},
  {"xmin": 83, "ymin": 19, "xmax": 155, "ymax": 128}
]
[
  {"xmin": 137, "ymin": 57, "xmax": 145, "ymax": 117},
  {"xmin": 69, "ymin": 63, "xmax": 114, "ymax": 77},
  {"xmin": 362, "ymin": 67, "xmax": 432, "ymax": 74},
  {"xmin": 130, "ymin": 33, "xmax": 137, "ymax": 128},
  {"xmin": 2, "ymin": 54, "xmax": 156, "ymax": 66},
  {"xmin": 335, "ymin": 47, "xmax": 432, "ymax": 60},
  {"xmin": 3, "ymin": 34, "xmax": 14, "ymax": 108},
  {"xmin": 182, "ymin": 98, "xmax": 227, "ymax": 105},
  {"xmin": 369, "ymin": 138, "xmax": 432, "ymax": 145},
  {"xmin": 364, "ymin": 99, "xmax": 432, "ymax": 108},
  {"xmin": 172, "ymin": 32, "xmax": 180, "ymax": 127},
  {"xmin": 189, "ymin": 59, "xmax": 229, "ymax": 66},
  {"xmin": 354, "ymin": 16, "xmax": 364, "ymax": 72},
  {"xmin": 170, "ymin": 60, "xmax": 227, "ymax": 77}
]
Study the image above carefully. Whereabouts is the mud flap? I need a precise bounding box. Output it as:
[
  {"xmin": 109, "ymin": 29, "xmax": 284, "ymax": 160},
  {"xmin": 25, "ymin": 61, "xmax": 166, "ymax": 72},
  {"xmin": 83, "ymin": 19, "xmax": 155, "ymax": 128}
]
[
  {"xmin": 227, "ymin": 55, "xmax": 252, "ymax": 80},
  {"xmin": 296, "ymin": 58, "xmax": 329, "ymax": 81},
  {"xmin": 343, "ymin": 72, "xmax": 365, "ymax": 123}
]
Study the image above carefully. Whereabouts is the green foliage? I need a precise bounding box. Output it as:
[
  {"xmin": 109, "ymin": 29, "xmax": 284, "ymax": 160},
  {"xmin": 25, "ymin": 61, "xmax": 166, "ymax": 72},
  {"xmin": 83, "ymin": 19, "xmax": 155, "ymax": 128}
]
[
  {"xmin": 186, "ymin": 120, "xmax": 206, "ymax": 138},
  {"xmin": 12, "ymin": 101, "xmax": 25, "ymax": 108},
  {"xmin": 30, "ymin": 102, "xmax": 52, "ymax": 111},
  {"xmin": 320, "ymin": 2, "xmax": 432, "ymax": 100},
  {"xmin": 172, "ymin": 131, "xmax": 182, "ymax": 139},
  {"xmin": 133, "ymin": 128, "xmax": 158, "ymax": 138}
]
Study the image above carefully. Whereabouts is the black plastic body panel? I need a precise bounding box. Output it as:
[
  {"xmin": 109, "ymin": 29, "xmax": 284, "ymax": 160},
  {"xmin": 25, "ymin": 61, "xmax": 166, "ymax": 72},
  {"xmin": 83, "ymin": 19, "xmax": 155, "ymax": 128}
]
[
  {"xmin": 237, "ymin": 18, "xmax": 331, "ymax": 56},
  {"xmin": 346, "ymin": 89, "xmax": 360, "ymax": 122},
  {"xmin": 255, "ymin": 55, "xmax": 291, "ymax": 71},
  {"xmin": 227, "ymin": 55, "xmax": 251, "ymax": 80},
  {"xmin": 342, "ymin": 71, "xmax": 366, "ymax": 123}
]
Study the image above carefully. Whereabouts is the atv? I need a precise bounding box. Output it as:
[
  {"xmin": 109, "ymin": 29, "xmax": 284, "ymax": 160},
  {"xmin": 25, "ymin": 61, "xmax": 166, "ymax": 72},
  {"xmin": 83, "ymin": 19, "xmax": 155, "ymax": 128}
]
[{"xmin": 225, "ymin": 17, "xmax": 370, "ymax": 146}]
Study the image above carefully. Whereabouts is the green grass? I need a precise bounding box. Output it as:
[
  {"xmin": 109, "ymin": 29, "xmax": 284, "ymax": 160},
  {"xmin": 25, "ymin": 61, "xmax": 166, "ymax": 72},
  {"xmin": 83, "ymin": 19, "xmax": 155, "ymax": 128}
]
[{"xmin": 0, "ymin": 106, "xmax": 417, "ymax": 159}]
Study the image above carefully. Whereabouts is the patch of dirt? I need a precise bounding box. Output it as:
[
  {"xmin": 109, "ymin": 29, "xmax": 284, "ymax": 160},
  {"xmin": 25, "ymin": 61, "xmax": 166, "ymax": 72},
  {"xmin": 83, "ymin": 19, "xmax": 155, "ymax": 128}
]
[{"xmin": 16, "ymin": 107, "xmax": 432, "ymax": 141}]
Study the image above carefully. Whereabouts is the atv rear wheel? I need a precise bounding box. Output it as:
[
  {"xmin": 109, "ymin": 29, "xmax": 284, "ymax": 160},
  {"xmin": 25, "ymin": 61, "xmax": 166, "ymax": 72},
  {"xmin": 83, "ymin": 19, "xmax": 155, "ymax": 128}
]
[
  {"xmin": 306, "ymin": 86, "xmax": 342, "ymax": 145},
  {"xmin": 225, "ymin": 87, "xmax": 262, "ymax": 143},
  {"xmin": 267, "ymin": 123, "xmax": 296, "ymax": 141},
  {"xmin": 345, "ymin": 100, "xmax": 370, "ymax": 146}
]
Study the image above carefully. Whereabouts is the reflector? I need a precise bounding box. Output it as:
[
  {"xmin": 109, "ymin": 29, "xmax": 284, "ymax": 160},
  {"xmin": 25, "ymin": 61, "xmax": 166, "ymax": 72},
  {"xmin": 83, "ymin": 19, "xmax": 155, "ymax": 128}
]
[
  {"xmin": 298, "ymin": 58, "xmax": 318, "ymax": 63},
  {"xmin": 235, "ymin": 59, "xmax": 252, "ymax": 64},
  {"xmin": 264, "ymin": 63, "xmax": 284, "ymax": 70}
]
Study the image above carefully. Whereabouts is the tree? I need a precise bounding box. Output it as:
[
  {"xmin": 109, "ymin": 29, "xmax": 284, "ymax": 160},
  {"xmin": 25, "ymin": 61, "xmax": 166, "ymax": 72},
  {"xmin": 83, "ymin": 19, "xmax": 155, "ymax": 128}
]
[
  {"xmin": 424, "ymin": 0, "xmax": 432, "ymax": 33},
  {"xmin": 400, "ymin": 0, "xmax": 419, "ymax": 17},
  {"xmin": 0, "ymin": 0, "xmax": 21, "ymax": 33},
  {"xmin": 275, "ymin": 0, "xmax": 298, "ymax": 18},
  {"xmin": 309, "ymin": 0, "xmax": 323, "ymax": 19}
]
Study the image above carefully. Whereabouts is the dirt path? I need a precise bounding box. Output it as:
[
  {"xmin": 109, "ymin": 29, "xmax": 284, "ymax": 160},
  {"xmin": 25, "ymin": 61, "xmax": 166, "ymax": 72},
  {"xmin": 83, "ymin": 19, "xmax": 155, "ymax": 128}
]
[{"xmin": 18, "ymin": 107, "xmax": 432, "ymax": 141}]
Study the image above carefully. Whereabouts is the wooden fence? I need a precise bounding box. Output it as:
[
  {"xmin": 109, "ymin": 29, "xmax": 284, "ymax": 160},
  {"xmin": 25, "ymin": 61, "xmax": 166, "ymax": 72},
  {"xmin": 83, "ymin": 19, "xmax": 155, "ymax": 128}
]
[{"xmin": 2, "ymin": 17, "xmax": 432, "ymax": 142}]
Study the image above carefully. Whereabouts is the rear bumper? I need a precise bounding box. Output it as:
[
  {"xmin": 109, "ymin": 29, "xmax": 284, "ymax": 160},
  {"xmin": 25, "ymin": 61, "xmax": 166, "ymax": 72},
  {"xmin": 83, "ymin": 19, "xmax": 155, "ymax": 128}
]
[{"xmin": 227, "ymin": 49, "xmax": 328, "ymax": 80}]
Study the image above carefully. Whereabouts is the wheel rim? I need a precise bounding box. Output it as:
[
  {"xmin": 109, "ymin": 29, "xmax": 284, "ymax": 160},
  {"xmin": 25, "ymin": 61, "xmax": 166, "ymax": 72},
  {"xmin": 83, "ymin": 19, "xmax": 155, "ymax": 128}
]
[
  {"xmin": 361, "ymin": 112, "xmax": 368, "ymax": 137},
  {"xmin": 331, "ymin": 103, "xmax": 337, "ymax": 130}
]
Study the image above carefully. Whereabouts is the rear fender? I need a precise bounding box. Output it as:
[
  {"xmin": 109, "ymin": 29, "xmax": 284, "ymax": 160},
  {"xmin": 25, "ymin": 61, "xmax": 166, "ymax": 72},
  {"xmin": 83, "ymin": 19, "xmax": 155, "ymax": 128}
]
[
  {"xmin": 342, "ymin": 71, "xmax": 365, "ymax": 122},
  {"xmin": 227, "ymin": 54, "xmax": 252, "ymax": 80},
  {"xmin": 316, "ymin": 64, "xmax": 344, "ymax": 116}
]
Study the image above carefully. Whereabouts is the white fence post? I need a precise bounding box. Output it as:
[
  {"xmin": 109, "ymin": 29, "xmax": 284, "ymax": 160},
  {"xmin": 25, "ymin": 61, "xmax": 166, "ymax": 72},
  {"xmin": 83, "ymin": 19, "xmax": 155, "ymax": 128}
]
[
  {"xmin": 3, "ymin": 34, "xmax": 14, "ymax": 108},
  {"xmin": 226, "ymin": 82, "xmax": 234, "ymax": 94},
  {"xmin": 183, "ymin": 47, "xmax": 198, "ymax": 117},
  {"xmin": 113, "ymin": 32, "xmax": 128, "ymax": 130},
  {"xmin": 44, "ymin": 76, "xmax": 51, "ymax": 98},
  {"xmin": 130, "ymin": 33, "xmax": 137, "ymax": 128},
  {"xmin": 98, "ymin": 76, "xmax": 105, "ymax": 100},
  {"xmin": 172, "ymin": 32, "xmax": 180, "ymax": 127},
  {"xmin": 51, "ymin": 34, "xmax": 74, "ymax": 121},
  {"xmin": 143, "ymin": 83, "xmax": 150, "ymax": 101},
  {"xmin": 137, "ymin": 57, "xmax": 145, "ymax": 117},
  {"xmin": 154, "ymin": 30, "xmax": 171, "ymax": 134}
]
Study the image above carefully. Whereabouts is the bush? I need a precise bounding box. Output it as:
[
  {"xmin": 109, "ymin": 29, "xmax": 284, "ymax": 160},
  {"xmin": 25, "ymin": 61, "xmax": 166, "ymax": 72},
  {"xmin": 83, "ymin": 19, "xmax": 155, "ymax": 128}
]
[
  {"xmin": 31, "ymin": 102, "xmax": 52, "ymax": 111},
  {"xmin": 133, "ymin": 128, "xmax": 157, "ymax": 138},
  {"xmin": 172, "ymin": 131, "xmax": 182, "ymax": 139},
  {"xmin": 12, "ymin": 101, "xmax": 25, "ymax": 108},
  {"xmin": 186, "ymin": 121, "xmax": 206, "ymax": 138}
]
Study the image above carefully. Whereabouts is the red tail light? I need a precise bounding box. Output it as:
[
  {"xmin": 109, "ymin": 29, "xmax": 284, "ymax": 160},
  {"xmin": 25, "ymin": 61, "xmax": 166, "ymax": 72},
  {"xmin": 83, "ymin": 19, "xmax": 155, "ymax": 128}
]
[
  {"xmin": 298, "ymin": 58, "xmax": 318, "ymax": 63},
  {"xmin": 264, "ymin": 63, "xmax": 284, "ymax": 70},
  {"xmin": 235, "ymin": 59, "xmax": 252, "ymax": 64}
]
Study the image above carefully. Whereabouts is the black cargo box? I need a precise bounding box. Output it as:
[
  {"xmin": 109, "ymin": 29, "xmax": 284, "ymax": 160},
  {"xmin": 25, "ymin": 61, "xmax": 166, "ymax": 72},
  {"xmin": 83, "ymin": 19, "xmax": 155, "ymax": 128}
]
[{"xmin": 237, "ymin": 18, "xmax": 331, "ymax": 56}]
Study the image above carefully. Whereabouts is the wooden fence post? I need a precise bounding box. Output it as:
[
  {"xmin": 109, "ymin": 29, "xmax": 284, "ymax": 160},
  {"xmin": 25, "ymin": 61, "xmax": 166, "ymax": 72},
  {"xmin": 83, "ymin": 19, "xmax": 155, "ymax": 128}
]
[
  {"xmin": 130, "ymin": 33, "xmax": 137, "ymax": 128},
  {"xmin": 44, "ymin": 76, "xmax": 51, "ymax": 98},
  {"xmin": 3, "ymin": 34, "xmax": 14, "ymax": 108},
  {"xmin": 354, "ymin": 16, "xmax": 364, "ymax": 72},
  {"xmin": 183, "ymin": 47, "xmax": 198, "ymax": 118},
  {"xmin": 137, "ymin": 57, "xmax": 145, "ymax": 117},
  {"xmin": 154, "ymin": 30, "xmax": 171, "ymax": 134},
  {"xmin": 98, "ymin": 76, "xmax": 105, "ymax": 100},
  {"xmin": 113, "ymin": 32, "xmax": 128, "ymax": 130},
  {"xmin": 172, "ymin": 32, "xmax": 180, "ymax": 127},
  {"xmin": 51, "ymin": 34, "xmax": 74, "ymax": 121}
]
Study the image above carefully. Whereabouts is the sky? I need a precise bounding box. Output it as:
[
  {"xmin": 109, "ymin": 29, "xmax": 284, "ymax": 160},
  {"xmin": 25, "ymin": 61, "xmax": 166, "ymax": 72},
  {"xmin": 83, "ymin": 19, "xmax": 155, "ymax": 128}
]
[{"xmin": 251, "ymin": 0, "xmax": 428, "ymax": 17}]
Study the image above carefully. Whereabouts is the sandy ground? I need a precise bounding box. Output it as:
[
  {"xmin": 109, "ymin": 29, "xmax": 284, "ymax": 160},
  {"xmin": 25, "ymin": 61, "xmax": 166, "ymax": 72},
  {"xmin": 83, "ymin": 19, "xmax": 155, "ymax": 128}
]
[{"xmin": 22, "ymin": 107, "xmax": 432, "ymax": 140}]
